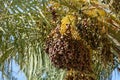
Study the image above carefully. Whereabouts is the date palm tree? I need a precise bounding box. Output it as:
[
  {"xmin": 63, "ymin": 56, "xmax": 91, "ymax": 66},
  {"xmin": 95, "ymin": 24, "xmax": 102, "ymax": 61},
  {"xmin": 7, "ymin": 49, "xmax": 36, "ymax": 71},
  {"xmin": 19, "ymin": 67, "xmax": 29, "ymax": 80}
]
[{"xmin": 0, "ymin": 0, "xmax": 120, "ymax": 80}]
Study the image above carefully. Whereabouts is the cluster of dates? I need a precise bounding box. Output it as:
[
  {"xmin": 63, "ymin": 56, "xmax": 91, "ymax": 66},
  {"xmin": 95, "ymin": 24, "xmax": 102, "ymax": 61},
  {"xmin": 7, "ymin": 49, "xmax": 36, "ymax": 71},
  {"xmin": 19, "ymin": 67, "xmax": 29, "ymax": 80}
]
[
  {"xmin": 44, "ymin": 13, "xmax": 114, "ymax": 79},
  {"xmin": 77, "ymin": 17, "xmax": 102, "ymax": 50},
  {"xmin": 45, "ymin": 25, "xmax": 91, "ymax": 71},
  {"xmin": 77, "ymin": 15, "xmax": 113, "ymax": 63},
  {"xmin": 65, "ymin": 70, "xmax": 95, "ymax": 80}
]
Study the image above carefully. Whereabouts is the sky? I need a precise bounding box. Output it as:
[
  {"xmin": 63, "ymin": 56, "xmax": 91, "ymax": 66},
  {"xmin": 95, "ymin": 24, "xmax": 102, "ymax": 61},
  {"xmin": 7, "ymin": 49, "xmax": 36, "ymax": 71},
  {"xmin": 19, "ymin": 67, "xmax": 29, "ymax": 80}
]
[
  {"xmin": 0, "ymin": 59, "xmax": 27, "ymax": 80},
  {"xmin": 0, "ymin": 35, "xmax": 26, "ymax": 80},
  {"xmin": 108, "ymin": 66, "xmax": 120, "ymax": 80}
]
